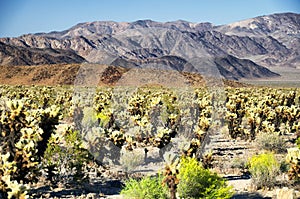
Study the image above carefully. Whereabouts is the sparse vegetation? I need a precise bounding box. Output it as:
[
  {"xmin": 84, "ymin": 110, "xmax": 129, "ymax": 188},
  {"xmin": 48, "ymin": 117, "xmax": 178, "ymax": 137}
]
[
  {"xmin": 255, "ymin": 131, "xmax": 286, "ymax": 153},
  {"xmin": 230, "ymin": 156, "xmax": 248, "ymax": 171},
  {"xmin": 0, "ymin": 84, "xmax": 299, "ymax": 198},
  {"xmin": 120, "ymin": 149, "xmax": 145, "ymax": 174}
]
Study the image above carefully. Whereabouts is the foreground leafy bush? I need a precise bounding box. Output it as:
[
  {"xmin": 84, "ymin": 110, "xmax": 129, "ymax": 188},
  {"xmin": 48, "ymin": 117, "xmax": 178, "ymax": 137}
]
[
  {"xmin": 43, "ymin": 127, "xmax": 93, "ymax": 184},
  {"xmin": 121, "ymin": 175, "xmax": 169, "ymax": 199},
  {"xmin": 248, "ymin": 152, "xmax": 280, "ymax": 189},
  {"xmin": 177, "ymin": 157, "xmax": 234, "ymax": 199}
]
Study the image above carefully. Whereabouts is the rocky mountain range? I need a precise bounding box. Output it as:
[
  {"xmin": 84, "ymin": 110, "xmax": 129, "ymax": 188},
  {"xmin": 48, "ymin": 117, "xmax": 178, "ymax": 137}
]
[
  {"xmin": 0, "ymin": 41, "xmax": 85, "ymax": 66},
  {"xmin": 0, "ymin": 12, "xmax": 299, "ymax": 80}
]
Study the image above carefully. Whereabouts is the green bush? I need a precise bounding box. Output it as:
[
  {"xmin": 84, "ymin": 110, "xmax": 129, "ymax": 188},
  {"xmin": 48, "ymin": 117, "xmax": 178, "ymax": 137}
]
[
  {"xmin": 296, "ymin": 137, "xmax": 300, "ymax": 148},
  {"xmin": 121, "ymin": 175, "xmax": 169, "ymax": 199},
  {"xmin": 177, "ymin": 157, "xmax": 234, "ymax": 199},
  {"xmin": 248, "ymin": 152, "xmax": 280, "ymax": 189},
  {"xmin": 43, "ymin": 127, "xmax": 93, "ymax": 184}
]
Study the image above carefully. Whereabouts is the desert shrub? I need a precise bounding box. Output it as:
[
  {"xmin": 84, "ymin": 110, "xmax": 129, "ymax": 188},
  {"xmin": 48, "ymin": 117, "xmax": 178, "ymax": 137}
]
[
  {"xmin": 43, "ymin": 127, "xmax": 93, "ymax": 184},
  {"xmin": 121, "ymin": 175, "xmax": 169, "ymax": 199},
  {"xmin": 248, "ymin": 152, "xmax": 280, "ymax": 189},
  {"xmin": 255, "ymin": 132, "xmax": 285, "ymax": 153},
  {"xmin": 120, "ymin": 149, "xmax": 145, "ymax": 173},
  {"xmin": 279, "ymin": 160, "xmax": 290, "ymax": 173},
  {"xmin": 177, "ymin": 157, "xmax": 234, "ymax": 199},
  {"xmin": 230, "ymin": 157, "xmax": 248, "ymax": 172}
]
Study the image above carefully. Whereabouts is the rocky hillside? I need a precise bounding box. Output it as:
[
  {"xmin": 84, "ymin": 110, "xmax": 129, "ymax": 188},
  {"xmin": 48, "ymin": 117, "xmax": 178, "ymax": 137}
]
[
  {"xmin": 215, "ymin": 13, "xmax": 300, "ymax": 67},
  {"xmin": 0, "ymin": 63, "xmax": 248, "ymax": 87},
  {"xmin": 1, "ymin": 13, "xmax": 299, "ymax": 79},
  {"xmin": 0, "ymin": 42, "xmax": 85, "ymax": 66}
]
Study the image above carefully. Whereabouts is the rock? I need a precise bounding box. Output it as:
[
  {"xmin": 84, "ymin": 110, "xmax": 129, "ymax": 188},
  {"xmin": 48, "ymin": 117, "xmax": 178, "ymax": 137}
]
[{"xmin": 276, "ymin": 187, "xmax": 296, "ymax": 199}]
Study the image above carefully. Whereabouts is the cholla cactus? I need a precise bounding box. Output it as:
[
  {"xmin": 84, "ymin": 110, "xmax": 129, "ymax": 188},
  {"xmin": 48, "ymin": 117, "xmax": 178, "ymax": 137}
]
[
  {"xmin": 162, "ymin": 152, "xmax": 180, "ymax": 199},
  {"xmin": 0, "ymin": 98, "xmax": 60, "ymax": 198},
  {"xmin": 1, "ymin": 175, "xmax": 28, "ymax": 199},
  {"xmin": 225, "ymin": 88, "xmax": 299, "ymax": 140},
  {"xmin": 286, "ymin": 148, "xmax": 300, "ymax": 181}
]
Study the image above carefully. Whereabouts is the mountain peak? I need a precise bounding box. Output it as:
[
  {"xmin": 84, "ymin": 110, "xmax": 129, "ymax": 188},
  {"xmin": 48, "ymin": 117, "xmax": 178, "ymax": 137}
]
[
  {"xmin": 216, "ymin": 12, "xmax": 300, "ymax": 36},
  {"xmin": 0, "ymin": 12, "xmax": 299, "ymax": 80}
]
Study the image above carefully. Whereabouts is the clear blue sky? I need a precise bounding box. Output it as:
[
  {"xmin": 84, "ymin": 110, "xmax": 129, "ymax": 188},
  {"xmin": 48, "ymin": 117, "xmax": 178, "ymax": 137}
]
[{"xmin": 0, "ymin": 0, "xmax": 299, "ymax": 37}]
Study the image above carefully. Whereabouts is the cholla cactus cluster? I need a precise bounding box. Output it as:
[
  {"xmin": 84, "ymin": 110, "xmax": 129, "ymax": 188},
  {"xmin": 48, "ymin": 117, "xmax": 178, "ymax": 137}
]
[
  {"xmin": 225, "ymin": 87, "xmax": 300, "ymax": 184},
  {"xmin": 0, "ymin": 97, "xmax": 60, "ymax": 198},
  {"xmin": 286, "ymin": 147, "xmax": 300, "ymax": 181},
  {"xmin": 81, "ymin": 87, "xmax": 213, "ymax": 156},
  {"xmin": 0, "ymin": 84, "xmax": 299, "ymax": 197},
  {"xmin": 225, "ymin": 88, "xmax": 299, "ymax": 140}
]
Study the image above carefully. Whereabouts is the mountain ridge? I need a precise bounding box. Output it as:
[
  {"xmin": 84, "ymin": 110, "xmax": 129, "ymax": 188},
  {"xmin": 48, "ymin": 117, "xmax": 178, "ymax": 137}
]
[
  {"xmin": 0, "ymin": 41, "xmax": 85, "ymax": 66},
  {"xmin": 11, "ymin": 12, "xmax": 298, "ymax": 38},
  {"xmin": 0, "ymin": 12, "xmax": 299, "ymax": 80}
]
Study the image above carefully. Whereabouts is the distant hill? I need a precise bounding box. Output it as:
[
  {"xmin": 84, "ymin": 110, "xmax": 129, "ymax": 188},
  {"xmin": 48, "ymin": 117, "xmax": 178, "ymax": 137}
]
[
  {"xmin": 0, "ymin": 41, "xmax": 85, "ymax": 66},
  {"xmin": 1, "ymin": 12, "xmax": 299, "ymax": 80},
  {"xmin": 0, "ymin": 63, "xmax": 247, "ymax": 87}
]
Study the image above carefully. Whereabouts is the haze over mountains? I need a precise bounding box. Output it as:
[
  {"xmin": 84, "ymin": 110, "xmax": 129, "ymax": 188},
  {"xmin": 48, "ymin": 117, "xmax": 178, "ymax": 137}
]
[{"xmin": 0, "ymin": 12, "xmax": 299, "ymax": 80}]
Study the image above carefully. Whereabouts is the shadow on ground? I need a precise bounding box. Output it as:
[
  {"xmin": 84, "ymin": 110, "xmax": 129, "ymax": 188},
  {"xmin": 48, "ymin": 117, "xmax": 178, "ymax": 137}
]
[
  {"xmin": 232, "ymin": 192, "xmax": 271, "ymax": 199},
  {"xmin": 29, "ymin": 180, "xmax": 123, "ymax": 198}
]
